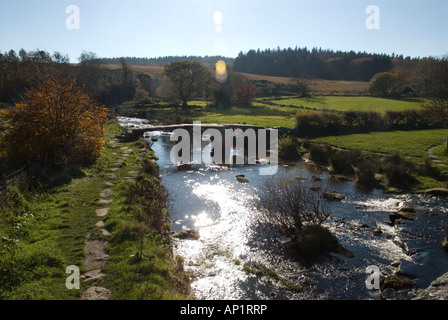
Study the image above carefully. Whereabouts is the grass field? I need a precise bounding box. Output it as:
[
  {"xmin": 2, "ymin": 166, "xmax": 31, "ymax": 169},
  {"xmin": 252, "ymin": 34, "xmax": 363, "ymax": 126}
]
[
  {"xmin": 263, "ymin": 96, "xmax": 426, "ymax": 113},
  {"xmin": 196, "ymin": 101, "xmax": 298, "ymax": 127},
  {"xmin": 122, "ymin": 95, "xmax": 425, "ymax": 129},
  {"xmin": 312, "ymin": 129, "xmax": 447, "ymax": 160}
]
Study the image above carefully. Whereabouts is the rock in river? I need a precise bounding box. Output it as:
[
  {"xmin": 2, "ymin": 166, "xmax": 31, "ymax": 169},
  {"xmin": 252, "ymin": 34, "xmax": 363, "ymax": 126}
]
[
  {"xmin": 442, "ymin": 236, "xmax": 448, "ymax": 252},
  {"xmin": 398, "ymin": 204, "xmax": 416, "ymax": 213},
  {"xmin": 235, "ymin": 175, "xmax": 249, "ymax": 183},
  {"xmin": 425, "ymin": 188, "xmax": 448, "ymax": 197},
  {"xmin": 389, "ymin": 211, "xmax": 418, "ymax": 224},
  {"xmin": 322, "ymin": 191, "xmax": 345, "ymax": 201},
  {"xmin": 414, "ymin": 272, "xmax": 448, "ymax": 300}
]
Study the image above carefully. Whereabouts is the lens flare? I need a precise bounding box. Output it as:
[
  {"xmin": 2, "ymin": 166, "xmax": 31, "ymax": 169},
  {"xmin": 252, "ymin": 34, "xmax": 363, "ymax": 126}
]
[
  {"xmin": 215, "ymin": 60, "xmax": 226, "ymax": 75},
  {"xmin": 215, "ymin": 60, "xmax": 227, "ymax": 83},
  {"xmin": 213, "ymin": 11, "xmax": 223, "ymax": 25}
]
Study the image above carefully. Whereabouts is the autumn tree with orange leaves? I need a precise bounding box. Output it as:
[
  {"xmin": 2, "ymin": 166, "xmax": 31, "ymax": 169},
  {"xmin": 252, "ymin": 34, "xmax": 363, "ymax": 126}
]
[
  {"xmin": 233, "ymin": 80, "xmax": 259, "ymax": 106},
  {"xmin": 1, "ymin": 79, "xmax": 108, "ymax": 167}
]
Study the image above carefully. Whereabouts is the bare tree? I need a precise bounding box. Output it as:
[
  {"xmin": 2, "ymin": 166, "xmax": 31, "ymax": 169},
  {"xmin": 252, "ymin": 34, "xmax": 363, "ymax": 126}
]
[
  {"xmin": 291, "ymin": 65, "xmax": 311, "ymax": 97},
  {"xmin": 78, "ymin": 51, "xmax": 103, "ymax": 96},
  {"xmin": 233, "ymin": 80, "xmax": 259, "ymax": 106},
  {"xmin": 164, "ymin": 61, "xmax": 211, "ymax": 109},
  {"xmin": 415, "ymin": 58, "xmax": 439, "ymax": 97},
  {"xmin": 255, "ymin": 171, "xmax": 331, "ymax": 244}
]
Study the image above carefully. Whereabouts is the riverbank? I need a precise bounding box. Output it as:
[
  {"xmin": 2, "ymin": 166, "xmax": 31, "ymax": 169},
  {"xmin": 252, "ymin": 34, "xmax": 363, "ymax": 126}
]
[
  {"xmin": 308, "ymin": 130, "xmax": 448, "ymax": 194},
  {"xmin": 0, "ymin": 121, "xmax": 191, "ymax": 299}
]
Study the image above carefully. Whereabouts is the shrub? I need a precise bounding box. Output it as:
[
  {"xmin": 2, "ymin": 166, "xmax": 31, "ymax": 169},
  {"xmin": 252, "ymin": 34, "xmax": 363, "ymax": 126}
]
[
  {"xmin": 213, "ymin": 89, "xmax": 232, "ymax": 109},
  {"xmin": 419, "ymin": 158, "xmax": 443, "ymax": 180},
  {"xmin": 255, "ymin": 171, "xmax": 332, "ymax": 253},
  {"xmin": 309, "ymin": 144, "xmax": 333, "ymax": 165},
  {"xmin": 385, "ymin": 165, "xmax": 417, "ymax": 189},
  {"xmin": 141, "ymin": 156, "xmax": 160, "ymax": 177},
  {"xmin": 295, "ymin": 110, "xmax": 344, "ymax": 136},
  {"xmin": 133, "ymin": 88, "xmax": 150, "ymax": 103},
  {"xmin": 278, "ymin": 136, "xmax": 300, "ymax": 160},
  {"xmin": 1, "ymin": 79, "xmax": 108, "ymax": 166},
  {"xmin": 330, "ymin": 150, "xmax": 362, "ymax": 174},
  {"xmin": 295, "ymin": 224, "xmax": 339, "ymax": 260},
  {"xmin": 233, "ymin": 80, "xmax": 259, "ymax": 106},
  {"xmin": 295, "ymin": 108, "xmax": 438, "ymax": 138},
  {"xmin": 384, "ymin": 109, "xmax": 435, "ymax": 130},
  {"xmin": 383, "ymin": 154, "xmax": 418, "ymax": 189},
  {"xmin": 127, "ymin": 175, "xmax": 169, "ymax": 235},
  {"xmin": 356, "ymin": 161, "xmax": 378, "ymax": 187},
  {"xmin": 369, "ymin": 72, "xmax": 398, "ymax": 97},
  {"xmin": 343, "ymin": 111, "xmax": 385, "ymax": 132}
]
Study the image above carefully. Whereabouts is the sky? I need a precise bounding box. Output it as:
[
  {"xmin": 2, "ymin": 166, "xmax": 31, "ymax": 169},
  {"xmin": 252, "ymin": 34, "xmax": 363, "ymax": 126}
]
[{"xmin": 0, "ymin": 0, "xmax": 447, "ymax": 62}]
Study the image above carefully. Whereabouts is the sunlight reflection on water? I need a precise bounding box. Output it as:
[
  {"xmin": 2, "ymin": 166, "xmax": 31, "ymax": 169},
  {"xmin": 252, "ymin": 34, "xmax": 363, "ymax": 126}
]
[{"xmin": 117, "ymin": 118, "xmax": 448, "ymax": 300}]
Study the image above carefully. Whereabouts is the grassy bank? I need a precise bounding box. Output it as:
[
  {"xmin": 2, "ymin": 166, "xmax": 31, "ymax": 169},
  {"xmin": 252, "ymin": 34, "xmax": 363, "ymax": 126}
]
[
  {"xmin": 264, "ymin": 96, "xmax": 426, "ymax": 113},
  {"xmin": 312, "ymin": 129, "xmax": 447, "ymax": 160},
  {"xmin": 0, "ymin": 121, "xmax": 191, "ymax": 299},
  {"xmin": 307, "ymin": 129, "xmax": 448, "ymax": 192}
]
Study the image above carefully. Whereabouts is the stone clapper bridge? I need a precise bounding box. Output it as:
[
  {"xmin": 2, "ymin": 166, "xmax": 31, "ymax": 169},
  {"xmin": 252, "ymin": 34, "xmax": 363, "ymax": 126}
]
[{"xmin": 121, "ymin": 122, "xmax": 285, "ymax": 173}]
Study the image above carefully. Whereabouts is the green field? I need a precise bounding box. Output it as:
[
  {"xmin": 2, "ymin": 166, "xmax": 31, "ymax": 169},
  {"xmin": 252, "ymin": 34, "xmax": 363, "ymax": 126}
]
[
  {"xmin": 191, "ymin": 96, "xmax": 426, "ymax": 128},
  {"xmin": 312, "ymin": 129, "xmax": 447, "ymax": 160},
  {"xmin": 190, "ymin": 96, "xmax": 425, "ymax": 128},
  {"xmin": 196, "ymin": 101, "xmax": 297, "ymax": 127},
  {"xmin": 126, "ymin": 95, "xmax": 426, "ymax": 129},
  {"xmin": 263, "ymin": 96, "xmax": 427, "ymax": 113}
]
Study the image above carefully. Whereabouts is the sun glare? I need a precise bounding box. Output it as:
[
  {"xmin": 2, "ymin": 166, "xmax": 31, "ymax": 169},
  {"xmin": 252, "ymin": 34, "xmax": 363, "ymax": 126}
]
[
  {"xmin": 213, "ymin": 11, "xmax": 223, "ymax": 25},
  {"xmin": 215, "ymin": 60, "xmax": 228, "ymax": 83}
]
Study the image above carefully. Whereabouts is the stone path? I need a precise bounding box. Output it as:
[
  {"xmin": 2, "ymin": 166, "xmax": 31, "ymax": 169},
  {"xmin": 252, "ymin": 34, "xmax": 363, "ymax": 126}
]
[
  {"xmin": 81, "ymin": 138, "xmax": 128, "ymax": 300},
  {"xmin": 427, "ymin": 143, "xmax": 447, "ymax": 167}
]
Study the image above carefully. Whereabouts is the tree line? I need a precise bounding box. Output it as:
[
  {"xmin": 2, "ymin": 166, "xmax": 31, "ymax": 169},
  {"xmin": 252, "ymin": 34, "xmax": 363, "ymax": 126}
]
[
  {"xmin": 0, "ymin": 49, "xmax": 150, "ymax": 105},
  {"xmin": 233, "ymin": 47, "xmax": 415, "ymax": 82},
  {"xmin": 99, "ymin": 55, "xmax": 234, "ymax": 69},
  {"xmin": 0, "ymin": 49, "xmax": 120, "ymax": 172}
]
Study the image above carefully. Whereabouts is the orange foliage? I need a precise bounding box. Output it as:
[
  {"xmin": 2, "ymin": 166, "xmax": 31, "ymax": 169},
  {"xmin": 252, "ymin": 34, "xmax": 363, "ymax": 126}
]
[
  {"xmin": 233, "ymin": 80, "xmax": 259, "ymax": 106},
  {"xmin": 1, "ymin": 79, "xmax": 108, "ymax": 166}
]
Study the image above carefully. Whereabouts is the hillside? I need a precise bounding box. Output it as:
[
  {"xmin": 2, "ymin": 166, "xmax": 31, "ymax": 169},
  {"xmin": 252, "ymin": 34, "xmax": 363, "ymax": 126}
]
[
  {"xmin": 240, "ymin": 73, "xmax": 369, "ymax": 96},
  {"xmin": 105, "ymin": 64, "xmax": 370, "ymax": 96}
]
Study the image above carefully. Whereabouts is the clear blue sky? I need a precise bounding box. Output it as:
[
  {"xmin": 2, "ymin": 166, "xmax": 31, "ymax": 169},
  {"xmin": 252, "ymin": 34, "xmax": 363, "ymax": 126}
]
[{"xmin": 0, "ymin": 0, "xmax": 447, "ymax": 62}]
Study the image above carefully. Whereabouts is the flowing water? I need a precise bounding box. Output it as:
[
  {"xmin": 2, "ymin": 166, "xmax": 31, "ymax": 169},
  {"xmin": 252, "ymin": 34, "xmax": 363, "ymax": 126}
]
[{"xmin": 119, "ymin": 117, "xmax": 448, "ymax": 300}]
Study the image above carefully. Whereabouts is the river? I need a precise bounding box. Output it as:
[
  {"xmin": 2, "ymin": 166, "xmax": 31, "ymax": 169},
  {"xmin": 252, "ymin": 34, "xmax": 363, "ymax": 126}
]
[{"xmin": 119, "ymin": 117, "xmax": 448, "ymax": 300}]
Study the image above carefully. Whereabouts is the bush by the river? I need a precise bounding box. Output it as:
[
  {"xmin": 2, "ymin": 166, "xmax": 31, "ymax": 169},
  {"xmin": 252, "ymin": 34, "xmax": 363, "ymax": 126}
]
[
  {"xmin": 278, "ymin": 136, "xmax": 303, "ymax": 160},
  {"xmin": 330, "ymin": 149, "xmax": 362, "ymax": 174},
  {"xmin": 295, "ymin": 224, "xmax": 339, "ymax": 260},
  {"xmin": 382, "ymin": 153, "xmax": 418, "ymax": 189},
  {"xmin": 255, "ymin": 171, "xmax": 339, "ymax": 261},
  {"xmin": 309, "ymin": 144, "xmax": 333, "ymax": 165}
]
